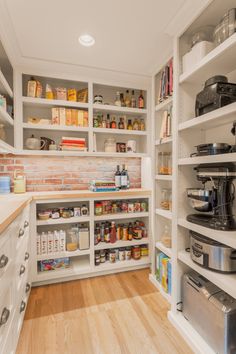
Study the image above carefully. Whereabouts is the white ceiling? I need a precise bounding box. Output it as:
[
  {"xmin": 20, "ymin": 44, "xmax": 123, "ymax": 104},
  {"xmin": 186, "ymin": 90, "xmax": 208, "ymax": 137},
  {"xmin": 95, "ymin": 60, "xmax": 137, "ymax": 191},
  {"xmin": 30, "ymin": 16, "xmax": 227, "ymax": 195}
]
[{"xmin": 2, "ymin": 0, "xmax": 206, "ymax": 76}]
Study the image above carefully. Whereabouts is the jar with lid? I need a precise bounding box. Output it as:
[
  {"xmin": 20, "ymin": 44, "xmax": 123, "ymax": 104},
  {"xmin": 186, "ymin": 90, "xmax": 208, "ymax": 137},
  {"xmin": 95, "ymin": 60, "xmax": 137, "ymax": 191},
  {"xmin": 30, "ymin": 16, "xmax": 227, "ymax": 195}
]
[
  {"xmin": 161, "ymin": 225, "xmax": 172, "ymax": 248},
  {"xmin": 109, "ymin": 250, "xmax": 116, "ymax": 263},
  {"xmin": 95, "ymin": 251, "xmax": 101, "ymax": 266},
  {"xmin": 104, "ymin": 138, "xmax": 116, "ymax": 153},
  {"xmin": 160, "ymin": 188, "xmax": 171, "ymax": 210},
  {"xmin": 62, "ymin": 208, "xmax": 71, "ymax": 218},
  {"xmin": 132, "ymin": 246, "xmax": 141, "ymax": 260},
  {"xmin": 66, "ymin": 229, "xmax": 79, "ymax": 251},
  {"xmin": 81, "ymin": 204, "xmax": 89, "ymax": 215},
  {"xmin": 158, "ymin": 152, "xmax": 171, "ymax": 175}
]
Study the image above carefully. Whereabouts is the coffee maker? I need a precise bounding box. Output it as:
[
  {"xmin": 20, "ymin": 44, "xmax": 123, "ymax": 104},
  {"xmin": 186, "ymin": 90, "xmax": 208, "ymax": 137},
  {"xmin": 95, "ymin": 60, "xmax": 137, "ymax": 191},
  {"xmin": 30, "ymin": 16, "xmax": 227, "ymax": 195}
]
[{"xmin": 187, "ymin": 163, "xmax": 236, "ymax": 230}]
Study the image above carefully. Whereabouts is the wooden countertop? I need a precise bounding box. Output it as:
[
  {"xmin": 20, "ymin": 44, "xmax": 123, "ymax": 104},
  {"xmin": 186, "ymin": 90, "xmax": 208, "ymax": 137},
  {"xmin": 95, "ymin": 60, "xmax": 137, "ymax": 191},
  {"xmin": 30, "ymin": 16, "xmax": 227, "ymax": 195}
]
[{"xmin": 0, "ymin": 188, "xmax": 151, "ymax": 234}]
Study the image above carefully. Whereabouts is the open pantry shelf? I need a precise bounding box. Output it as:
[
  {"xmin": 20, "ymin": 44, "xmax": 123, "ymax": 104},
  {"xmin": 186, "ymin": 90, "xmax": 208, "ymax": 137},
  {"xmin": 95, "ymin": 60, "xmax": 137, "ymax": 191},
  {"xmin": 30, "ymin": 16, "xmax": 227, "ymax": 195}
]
[
  {"xmin": 178, "ymin": 102, "xmax": 236, "ymax": 131},
  {"xmin": 155, "ymin": 137, "xmax": 172, "ymax": 146},
  {"xmin": 36, "ymin": 216, "xmax": 90, "ymax": 226},
  {"xmin": 94, "ymin": 238, "xmax": 149, "ymax": 251},
  {"xmin": 178, "ymin": 218, "xmax": 236, "ymax": 249},
  {"xmin": 155, "ymin": 175, "xmax": 172, "ymax": 181},
  {"xmin": 0, "ymin": 70, "xmax": 13, "ymax": 97},
  {"xmin": 93, "ymin": 103, "xmax": 147, "ymax": 115},
  {"xmin": 94, "ymin": 211, "xmax": 149, "ymax": 221},
  {"xmin": 37, "ymin": 248, "xmax": 90, "ymax": 261},
  {"xmin": 178, "ymin": 152, "xmax": 236, "ymax": 165},
  {"xmin": 92, "ymin": 127, "xmax": 147, "ymax": 136},
  {"xmin": 0, "ymin": 106, "xmax": 14, "ymax": 126},
  {"xmin": 23, "ymin": 123, "xmax": 89, "ymax": 132},
  {"xmin": 179, "ymin": 32, "xmax": 236, "ymax": 84},
  {"xmin": 149, "ymin": 274, "xmax": 171, "ymax": 303},
  {"xmin": 155, "ymin": 209, "xmax": 172, "ymax": 220},
  {"xmin": 155, "ymin": 97, "xmax": 173, "ymax": 112},
  {"xmin": 178, "ymin": 250, "xmax": 236, "ymax": 299},
  {"xmin": 96, "ymin": 257, "xmax": 150, "ymax": 272},
  {"xmin": 22, "ymin": 96, "xmax": 89, "ymax": 109},
  {"xmin": 155, "ymin": 242, "xmax": 172, "ymax": 258},
  {"xmin": 168, "ymin": 312, "xmax": 215, "ymax": 354}
]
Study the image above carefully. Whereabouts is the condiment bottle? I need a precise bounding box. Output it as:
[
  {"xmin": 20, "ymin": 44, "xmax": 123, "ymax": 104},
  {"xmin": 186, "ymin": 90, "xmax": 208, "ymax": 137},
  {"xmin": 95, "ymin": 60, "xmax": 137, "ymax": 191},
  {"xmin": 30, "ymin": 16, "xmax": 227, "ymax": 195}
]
[
  {"xmin": 132, "ymin": 118, "xmax": 139, "ymax": 130},
  {"xmin": 115, "ymin": 165, "xmax": 121, "ymax": 189},
  {"xmin": 120, "ymin": 93, "xmax": 125, "ymax": 107},
  {"xmin": 128, "ymin": 222, "xmax": 133, "ymax": 240},
  {"xmin": 138, "ymin": 90, "xmax": 144, "ymax": 109},
  {"xmin": 118, "ymin": 117, "xmax": 124, "ymax": 129},
  {"xmin": 106, "ymin": 114, "xmax": 111, "ymax": 128},
  {"xmin": 110, "ymin": 117, "xmax": 117, "ymax": 129},
  {"xmin": 139, "ymin": 119, "xmax": 145, "ymax": 131},
  {"xmin": 124, "ymin": 90, "xmax": 131, "ymax": 107},
  {"xmin": 127, "ymin": 120, "xmax": 133, "ymax": 130},
  {"xmin": 131, "ymin": 90, "xmax": 136, "ymax": 108},
  {"xmin": 110, "ymin": 221, "xmax": 116, "ymax": 243}
]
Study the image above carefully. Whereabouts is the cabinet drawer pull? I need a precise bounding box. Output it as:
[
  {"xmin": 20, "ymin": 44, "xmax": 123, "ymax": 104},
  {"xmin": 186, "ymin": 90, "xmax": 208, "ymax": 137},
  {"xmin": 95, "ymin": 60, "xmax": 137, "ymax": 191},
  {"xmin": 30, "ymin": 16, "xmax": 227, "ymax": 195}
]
[
  {"xmin": 18, "ymin": 228, "xmax": 24, "ymax": 238},
  {"xmin": 24, "ymin": 220, "xmax": 29, "ymax": 228},
  {"xmin": 0, "ymin": 254, "xmax": 8, "ymax": 269},
  {"xmin": 0, "ymin": 307, "xmax": 10, "ymax": 326},
  {"xmin": 25, "ymin": 283, "xmax": 31, "ymax": 293},
  {"xmin": 24, "ymin": 252, "xmax": 30, "ymax": 261},
  {"xmin": 20, "ymin": 301, "xmax": 26, "ymax": 313},
  {"xmin": 19, "ymin": 265, "xmax": 26, "ymax": 276}
]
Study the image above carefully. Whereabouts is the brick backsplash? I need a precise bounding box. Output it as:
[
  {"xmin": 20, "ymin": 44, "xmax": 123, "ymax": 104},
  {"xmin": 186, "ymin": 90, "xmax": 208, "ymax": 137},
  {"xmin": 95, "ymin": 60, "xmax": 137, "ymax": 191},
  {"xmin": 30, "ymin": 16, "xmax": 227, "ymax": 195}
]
[{"xmin": 0, "ymin": 155, "xmax": 141, "ymax": 192}]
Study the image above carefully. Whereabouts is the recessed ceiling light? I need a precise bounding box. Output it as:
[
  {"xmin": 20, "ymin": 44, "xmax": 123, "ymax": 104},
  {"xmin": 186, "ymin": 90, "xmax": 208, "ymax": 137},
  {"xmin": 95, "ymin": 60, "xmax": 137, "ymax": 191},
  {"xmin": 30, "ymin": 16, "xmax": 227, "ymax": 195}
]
[{"xmin": 79, "ymin": 34, "xmax": 95, "ymax": 47}]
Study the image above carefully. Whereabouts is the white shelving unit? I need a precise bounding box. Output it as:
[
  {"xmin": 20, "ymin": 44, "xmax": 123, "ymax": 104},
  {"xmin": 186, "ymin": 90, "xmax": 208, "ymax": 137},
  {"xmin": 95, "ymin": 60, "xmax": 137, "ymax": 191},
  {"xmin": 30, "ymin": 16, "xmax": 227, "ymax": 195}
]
[
  {"xmin": 150, "ymin": 58, "xmax": 173, "ymax": 302},
  {"xmin": 32, "ymin": 190, "xmax": 151, "ymax": 286},
  {"xmin": 168, "ymin": 1, "xmax": 236, "ymax": 353}
]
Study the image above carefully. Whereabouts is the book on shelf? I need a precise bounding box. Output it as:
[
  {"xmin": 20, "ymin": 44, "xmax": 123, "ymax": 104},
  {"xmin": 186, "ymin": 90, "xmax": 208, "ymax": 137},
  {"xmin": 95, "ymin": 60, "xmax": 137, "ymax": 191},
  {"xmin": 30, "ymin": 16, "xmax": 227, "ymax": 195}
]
[
  {"xmin": 159, "ymin": 108, "xmax": 172, "ymax": 139},
  {"xmin": 157, "ymin": 58, "xmax": 173, "ymax": 104}
]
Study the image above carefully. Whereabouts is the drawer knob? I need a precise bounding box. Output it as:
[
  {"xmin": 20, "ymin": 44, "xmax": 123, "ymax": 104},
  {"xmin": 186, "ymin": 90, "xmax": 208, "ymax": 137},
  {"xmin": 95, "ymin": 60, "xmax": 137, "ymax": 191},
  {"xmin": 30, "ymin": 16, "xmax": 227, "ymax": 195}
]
[
  {"xmin": 24, "ymin": 221, "xmax": 29, "ymax": 228},
  {"xmin": 24, "ymin": 252, "xmax": 30, "ymax": 261},
  {"xmin": 25, "ymin": 283, "xmax": 31, "ymax": 293},
  {"xmin": 0, "ymin": 307, "xmax": 10, "ymax": 326},
  {"xmin": 19, "ymin": 265, "xmax": 26, "ymax": 276},
  {"xmin": 20, "ymin": 301, "xmax": 26, "ymax": 313},
  {"xmin": 18, "ymin": 228, "xmax": 24, "ymax": 238},
  {"xmin": 0, "ymin": 254, "xmax": 8, "ymax": 269}
]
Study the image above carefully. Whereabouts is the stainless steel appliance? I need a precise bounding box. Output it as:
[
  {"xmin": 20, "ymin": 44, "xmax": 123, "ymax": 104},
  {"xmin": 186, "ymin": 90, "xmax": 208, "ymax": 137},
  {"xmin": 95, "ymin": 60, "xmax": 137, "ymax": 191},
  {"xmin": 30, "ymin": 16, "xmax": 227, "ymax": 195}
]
[
  {"xmin": 183, "ymin": 271, "xmax": 236, "ymax": 354},
  {"xmin": 195, "ymin": 76, "xmax": 236, "ymax": 117},
  {"xmin": 190, "ymin": 231, "xmax": 236, "ymax": 273}
]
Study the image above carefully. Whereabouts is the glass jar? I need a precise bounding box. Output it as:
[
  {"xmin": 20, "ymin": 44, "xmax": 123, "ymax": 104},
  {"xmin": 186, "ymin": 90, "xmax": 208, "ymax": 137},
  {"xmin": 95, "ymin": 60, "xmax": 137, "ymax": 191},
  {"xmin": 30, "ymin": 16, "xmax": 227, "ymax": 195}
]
[
  {"xmin": 158, "ymin": 152, "xmax": 171, "ymax": 175},
  {"xmin": 104, "ymin": 138, "xmax": 116, "ymax": 153},
  {"xmin": 66, "ymin": 229, "xmax": 79, "ymax": 251},
  {"xmin": 161, "ymin": 225, "xmax": 172, "ymax": 248},
  {"xmin": 160, "ymin": 188, "xmax": 171, "ymax": 210}
]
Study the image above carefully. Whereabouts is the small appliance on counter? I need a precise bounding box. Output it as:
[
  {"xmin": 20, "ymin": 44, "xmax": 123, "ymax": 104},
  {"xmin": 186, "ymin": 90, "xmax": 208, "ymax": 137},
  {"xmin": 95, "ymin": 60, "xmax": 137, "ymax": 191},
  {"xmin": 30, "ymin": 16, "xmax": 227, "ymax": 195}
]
[
  {"xmin": 186, "ymin": 163, "xmax": 236, "ymax": 230},
  {"xmin": 195, "ymin": 75, "xmax": 236, "ymax": 117},
  {"xmin": 190, "ymin": 230, "xmax": 236, "ymax": 273},
  {"xmin": 183, "ymin": 271, "xmax": 236, "ymax": 354}
]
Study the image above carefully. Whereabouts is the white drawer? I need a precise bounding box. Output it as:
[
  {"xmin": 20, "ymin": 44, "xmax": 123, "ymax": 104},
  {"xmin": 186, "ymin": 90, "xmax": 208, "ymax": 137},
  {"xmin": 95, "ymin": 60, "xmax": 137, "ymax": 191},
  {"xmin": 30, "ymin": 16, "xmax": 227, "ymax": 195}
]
[
  {"xmin": 12, "ymin": 205, "xmax": 30, "ymax": 252},
  {"xmin": 15, "ymin": 242, "xmax": 30, "ymax": 294},
  {"xmin": 0, "ymin": 233, "xmax": 13, "ymax": 282},
  {"xmin": 0, "ymin": 286, "xmax": 14, "ymax": 351}
]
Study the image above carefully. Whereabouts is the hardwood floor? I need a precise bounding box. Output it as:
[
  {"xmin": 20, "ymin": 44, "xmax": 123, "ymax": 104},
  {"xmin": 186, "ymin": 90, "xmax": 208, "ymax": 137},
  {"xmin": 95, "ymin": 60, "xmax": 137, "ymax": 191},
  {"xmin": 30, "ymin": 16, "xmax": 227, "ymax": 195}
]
[{"xmin": 16, "ymin": 269, "xmax": 193, "ymax": 354}]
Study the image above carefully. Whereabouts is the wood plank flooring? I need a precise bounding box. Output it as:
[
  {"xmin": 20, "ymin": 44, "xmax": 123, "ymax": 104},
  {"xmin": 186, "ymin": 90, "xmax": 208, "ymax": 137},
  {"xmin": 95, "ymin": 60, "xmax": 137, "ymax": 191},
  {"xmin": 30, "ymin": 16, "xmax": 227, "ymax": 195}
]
[{"xmin": 16, "ymin": 269, "xmax": 193, "ymax": 354}]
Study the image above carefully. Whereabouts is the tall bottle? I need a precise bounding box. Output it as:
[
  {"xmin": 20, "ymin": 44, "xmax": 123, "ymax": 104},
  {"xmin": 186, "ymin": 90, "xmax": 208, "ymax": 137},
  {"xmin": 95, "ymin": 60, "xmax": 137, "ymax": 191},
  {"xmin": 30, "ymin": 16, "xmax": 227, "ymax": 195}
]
[
  {"xmin": 115, "ymin": 165, "xmax": 121, "ymax": 189},
  {"xmin": 138, "ymin": 90, "xmax": 144, "ymax": 109},
  {"xmin": 110, "ymin": 221, "xmax": 117, "ymax": 243},
  {"xmin": 115, "ymin": 92, "xmax": 121, "ymax": 106},
  {"xmin": 125, "ymin": 90, "xmax": 131, "ymax": 107},
  {"xmin": 110, "ymin": 116, "xmax": 117, "ymax": 129},
  {"xmin": 106, "ymin": 114, "xmax": 111, "ymax": 128},
  {"xmin": 126, "ymin": 165, "xmax": 130, "ymax": 189},
  {"xmin": 120, "ymin": 93, "xmax": 125, "ymax": 107},
  {"xmin": 131, "ymin": 90, "xmax": 136, "ymax": 108},
  {"xmin": 121, "ymin": 164, "xmax": 128, "ymax": 189}
]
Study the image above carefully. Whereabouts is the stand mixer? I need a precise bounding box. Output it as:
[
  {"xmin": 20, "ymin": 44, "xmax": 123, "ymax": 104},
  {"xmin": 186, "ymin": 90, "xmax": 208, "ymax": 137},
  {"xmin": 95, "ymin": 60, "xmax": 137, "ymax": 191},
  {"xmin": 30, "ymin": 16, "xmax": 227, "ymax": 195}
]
[{"xmin": 187, "ymin": 163, "xmax": 236, "ymax": 230}]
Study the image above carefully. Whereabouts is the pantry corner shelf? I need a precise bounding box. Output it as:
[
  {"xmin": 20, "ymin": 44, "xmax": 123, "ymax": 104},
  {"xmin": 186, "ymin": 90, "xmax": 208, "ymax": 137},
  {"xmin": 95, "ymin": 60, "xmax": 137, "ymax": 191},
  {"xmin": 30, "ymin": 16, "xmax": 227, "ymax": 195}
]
[
  {"xmin": 178, "ymin": 250, "xmax": 236, "ymax": 299},
  {"xmin": 155, "ymin": 137, "xmax": 172, "ymax": 146},
  {"xmin": 155, "ymin": 97, "xmax": 173, "ymax": 112},
  {"xmin": 36, "ymin": 216, "xmax": 90, "ymax": 226},
  {"xmin": 179, "ymin": 32, "xmax": 236, "ymax": 84},
  {"xmin": 37, "ymin": 248, "xmax": 90, "ymax": 261},
  {"xmin": 22, "ymin": 96, "xmax": 89, "ymax": 109},
  {"xmin": 0, "ymin": 106, "xmax": 14, "ymax": 126},
  {"xmin": 23, "ymin": 123, "xmax": 90, "ymax": 132},
  {"xmin": 178, "ymin": 102, "xmax": 236, "ymax": 131},
  {"xmin": 94, "ymin": 211, "xmax": 149, "ymax": 222},
  {"xmin": 92, "ymin": 127, "xmax": 147, "ymax": 136},
  {"xmin": 149, "ymin": 274, "xmax": 171, "ymax": 303},
  {"xmin": 96, "ymin": 257, "xmax": 150, "ymax": 272},
  {"xmin": 155, "ymin": 209, "xmax": 172, "ymax": 220},
  {"xmin": 0, "ymin": 70, "xmax": 13, "ymax": 98},
  {"xmin": 155, "ymin": 242, "xmax": 172, "ymax": 258},
  {"xmin": 94, "ymin": 238, "xmax": 149, "ymax": 251},
  {"xmin": 155, "ymin": 174, "xmax": 172, "ymax": 181},
  {"xmin": 93, "ymin": 103, "xmax": 147, "ymax": 115},
  {"xmin": 178, "ymin": 152, "xmax": 236, "ymax": 165},
  {"xmin": 178, "ymin": 218, "xmax": 236, "ymax": 249}
]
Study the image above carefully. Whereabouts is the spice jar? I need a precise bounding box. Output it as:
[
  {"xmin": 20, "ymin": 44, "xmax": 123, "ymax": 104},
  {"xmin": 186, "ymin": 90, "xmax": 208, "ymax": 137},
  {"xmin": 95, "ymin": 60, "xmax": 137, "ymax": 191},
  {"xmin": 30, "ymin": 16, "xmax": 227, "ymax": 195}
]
[
  {"xmin": 95, "ymin": 202, "xmax": 102, "ymax": 216},
  {"xmin": 160, "ymin": 188, "xmax": 171, "ymax": 210},
  {"xmin": 132, "ymin": 246, "xmax": 141, "ymax": 260},
  {"xmin": 109, "ymin": 250, "xmax": 116, "ymax": 263},
  {"xmin": 66, "ymin": 229, "xmax": 78, "ymax": 251}
]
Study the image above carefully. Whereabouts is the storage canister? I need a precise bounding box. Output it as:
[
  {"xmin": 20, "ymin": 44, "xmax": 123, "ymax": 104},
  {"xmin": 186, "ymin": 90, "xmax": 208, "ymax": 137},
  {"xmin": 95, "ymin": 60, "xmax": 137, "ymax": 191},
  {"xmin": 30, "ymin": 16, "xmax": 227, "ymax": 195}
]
[{"xmin": 0, "ymin": 176, "xmax": 11, "ymax": 194}]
